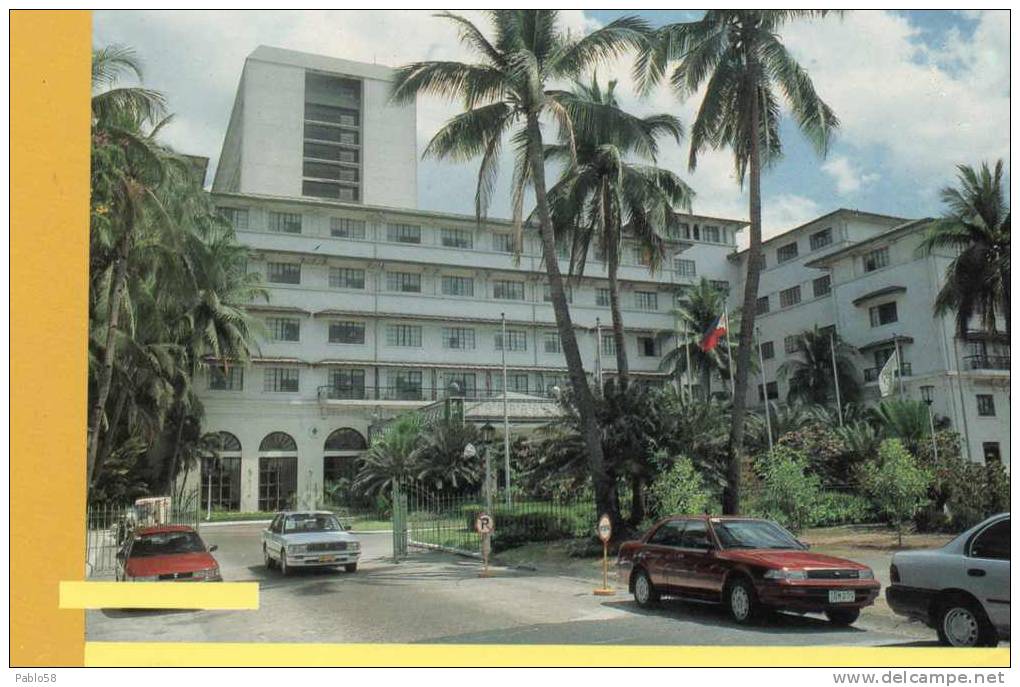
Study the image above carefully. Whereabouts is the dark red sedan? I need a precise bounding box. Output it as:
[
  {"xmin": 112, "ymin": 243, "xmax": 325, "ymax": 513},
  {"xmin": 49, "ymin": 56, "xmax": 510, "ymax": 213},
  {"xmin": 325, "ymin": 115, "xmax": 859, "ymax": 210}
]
[
  {"xmin": 115, "ymin": 524, "xmax": 222, "ymax": 581},
  {"xmin": 617, "ymin": 516, "xmax": 880, "ymax": 625}
]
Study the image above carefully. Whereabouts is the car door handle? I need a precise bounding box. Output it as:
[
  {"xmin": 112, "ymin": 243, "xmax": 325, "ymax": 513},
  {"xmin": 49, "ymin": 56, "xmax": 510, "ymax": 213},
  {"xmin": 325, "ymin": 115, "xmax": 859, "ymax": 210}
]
[{"xmin": 967, "ymin": 568, "xmax": 987, "ymax": 577}]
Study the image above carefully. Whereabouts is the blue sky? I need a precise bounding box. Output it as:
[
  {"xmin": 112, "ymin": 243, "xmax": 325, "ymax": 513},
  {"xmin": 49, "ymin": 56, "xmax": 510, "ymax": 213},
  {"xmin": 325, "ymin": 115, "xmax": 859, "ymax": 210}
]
[{"xmin": 94, "ymin": 10, "xmax": 1009, "ymax": 242}]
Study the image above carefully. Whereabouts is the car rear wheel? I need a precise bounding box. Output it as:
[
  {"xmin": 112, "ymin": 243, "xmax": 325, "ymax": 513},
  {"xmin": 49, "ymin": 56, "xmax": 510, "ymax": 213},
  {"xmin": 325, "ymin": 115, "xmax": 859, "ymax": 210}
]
[
  {"xmin": 344, "ymin": 563, "xmax": 357, "ymax": 573},
  {"xmin": 936, "ymin": 598, "xmax": 997, "ymax": 647},
  {"xmin": 726, "ymin": 577, "xmax": 760, "ymax": 625},
  {"xmin": 279, "ymin": 549, "xmax": 290, "ymax": 576},
  {"xmin": 263, "ymin": 546, "xmax": 275, "ymax": 570},
  {"xmin": 632, "ymin": 569, "xmax": 659, "ymax": 608},
  {"xmin": 826, "ymin": 608, "xmax": 861, "ymax": 626}
]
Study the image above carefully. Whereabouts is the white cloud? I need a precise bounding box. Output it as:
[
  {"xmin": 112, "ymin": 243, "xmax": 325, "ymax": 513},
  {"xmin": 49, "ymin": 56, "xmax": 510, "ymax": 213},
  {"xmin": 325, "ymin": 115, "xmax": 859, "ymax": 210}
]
[{"xmin": 821, "ymin": 155, "xmax": 880, "ymax": 194}]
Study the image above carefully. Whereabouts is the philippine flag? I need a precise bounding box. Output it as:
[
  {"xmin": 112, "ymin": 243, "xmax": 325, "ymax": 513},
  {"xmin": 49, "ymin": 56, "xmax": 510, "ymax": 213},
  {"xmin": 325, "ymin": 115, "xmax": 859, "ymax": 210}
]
[{"xmin": 698, "ymin": 312, "xmax": 728, "ymax": 352}]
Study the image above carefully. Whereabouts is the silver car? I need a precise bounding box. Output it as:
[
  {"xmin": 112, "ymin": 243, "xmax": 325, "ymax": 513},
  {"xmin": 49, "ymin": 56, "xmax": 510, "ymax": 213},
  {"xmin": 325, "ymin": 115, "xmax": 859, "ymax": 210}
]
[
  {"xmin": 262, "ymin": 511, "xmax": 361, "ymax": 575},
  {"xmin": 886, "ymin": 513, "xmax": 1009, "ymax": 647}
]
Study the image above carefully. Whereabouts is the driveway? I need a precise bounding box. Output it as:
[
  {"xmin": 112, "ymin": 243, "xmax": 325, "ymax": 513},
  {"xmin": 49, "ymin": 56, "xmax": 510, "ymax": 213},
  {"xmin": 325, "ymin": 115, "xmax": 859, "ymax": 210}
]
[{"xmin": 86, "ymin": 523, "xmax": 943, "ymax": 646}]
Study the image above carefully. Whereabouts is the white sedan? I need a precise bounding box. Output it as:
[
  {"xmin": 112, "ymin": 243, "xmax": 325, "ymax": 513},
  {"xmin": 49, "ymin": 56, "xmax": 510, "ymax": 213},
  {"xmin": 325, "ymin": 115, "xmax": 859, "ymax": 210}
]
[
  {"xmin": 263, "ymin": 511, "xmax": 361, "ymax": 575},
  {"xmin": 886, "ymin": 513, "xmax": 1009, "ymax": 647}
]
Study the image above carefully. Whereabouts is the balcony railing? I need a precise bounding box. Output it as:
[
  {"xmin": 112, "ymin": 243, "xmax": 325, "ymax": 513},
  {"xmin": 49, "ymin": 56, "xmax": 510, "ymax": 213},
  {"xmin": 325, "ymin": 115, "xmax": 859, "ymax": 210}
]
[
  {"xmin": 863, "ymin": 362, "xmax": 912, "ymax": 383},
  {"xmin": 317, "ymin": 385, "xmax": 559, "ymax": 402},
  {"xmin": 964, "ymin": 354, "xmax": 1010, "ymax": 371}
]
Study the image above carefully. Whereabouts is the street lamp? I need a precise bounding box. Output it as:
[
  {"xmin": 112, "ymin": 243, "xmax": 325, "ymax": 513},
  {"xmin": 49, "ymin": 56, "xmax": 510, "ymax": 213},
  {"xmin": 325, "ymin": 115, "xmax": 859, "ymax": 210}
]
[
  {"xmin": 479, "ymin": 423, "xmax": 496, "ymax": 512},
  {"xmin": 920, "ymin": 385, "xmax": 939, "ymax": 462}
]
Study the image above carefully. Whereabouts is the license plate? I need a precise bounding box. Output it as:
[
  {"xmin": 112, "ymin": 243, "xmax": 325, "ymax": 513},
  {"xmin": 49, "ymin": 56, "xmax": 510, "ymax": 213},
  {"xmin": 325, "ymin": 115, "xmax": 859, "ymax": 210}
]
[
  {"xmin": 318, "ymin": 556, "xmax": 335, "ymax": 563},
  {"xmin": 829, "ymin": 590, "xmax": 855, "ymax": 603}
]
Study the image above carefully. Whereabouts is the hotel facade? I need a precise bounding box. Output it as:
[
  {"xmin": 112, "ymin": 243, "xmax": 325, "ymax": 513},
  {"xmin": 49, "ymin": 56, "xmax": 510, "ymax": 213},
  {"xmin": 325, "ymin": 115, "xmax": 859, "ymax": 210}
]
[{"xmin": 193, "ymin": 47, "xmax": 1010, "ymax": 513}]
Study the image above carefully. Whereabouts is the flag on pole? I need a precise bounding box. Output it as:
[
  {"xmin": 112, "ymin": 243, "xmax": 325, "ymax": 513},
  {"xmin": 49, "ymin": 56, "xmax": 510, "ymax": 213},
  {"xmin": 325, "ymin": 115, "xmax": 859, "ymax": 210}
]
[
  {"xmin": 878, "ymin": 351, "xmax": 899, "ymax": 397},
  {"xmin": 698, "ymin": 312, "xmax": 728, "ymax": 352}
]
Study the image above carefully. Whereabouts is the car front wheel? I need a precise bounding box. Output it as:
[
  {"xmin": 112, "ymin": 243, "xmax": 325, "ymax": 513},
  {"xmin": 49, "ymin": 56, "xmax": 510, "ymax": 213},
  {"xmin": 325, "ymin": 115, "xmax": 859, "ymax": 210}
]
[
  {"xmin": 826, "ymin": 608, "xmax": 861, "ymax": 626},
  {"xmin": 937, "ymin": 598, "xmax": 997, "ymax": 647},
  {"xmin": 279, "ymin": 549, "xmax": 290, "ymax": 576},
  {"xmin": 726, "ymin": 577, "xmax": 760, "ymax": 625},
  {"xmin": 632, "ymin": 569, "xmax": 659, "ymax": 608},
  {"xmin": 263, "ymin": 546, "xmax": 275, "ymax": 570},
  {"xmin": 344, "ymin": 563, "xmax": 357, "ymax": 573}
]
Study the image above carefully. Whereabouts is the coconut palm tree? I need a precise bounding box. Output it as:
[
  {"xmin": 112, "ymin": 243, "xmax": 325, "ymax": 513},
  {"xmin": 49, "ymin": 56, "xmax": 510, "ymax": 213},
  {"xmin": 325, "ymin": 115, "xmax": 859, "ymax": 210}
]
[
  {"xmin": 778, "ymin": 326, "xmax": 860, "ymax": 406},
  {"xmin": 659, "ymin": 278, "xmax": 733, "ymax": 400},
  {"xmin": 636, "ymin": 10, "xmax": 842, "ymax": 513},
  {"xmin": 390, "ymin": 10, "xmax": 649, "ymax": 529},
  {"xmin": 546, "ymin": 76, "xmax": 693, "ymax": 386},
  {"xmin": 352, "ymin": 414, "xmax": 425, "ymax": 497},
  {"xmin": 414, "ymin": 419, "xmax": 483, "ymax": 491},
  {"xmin": 921, "ymin": 160, "xmax": 1010, "ymax": 336}
]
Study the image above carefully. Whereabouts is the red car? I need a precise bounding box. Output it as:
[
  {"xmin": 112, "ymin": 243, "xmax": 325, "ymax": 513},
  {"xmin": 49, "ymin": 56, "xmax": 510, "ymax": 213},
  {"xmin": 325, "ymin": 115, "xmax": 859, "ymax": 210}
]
[
  {"xmin": 617, "ymin": 516, "xmax": 880, "ymax": 626},
  {"xmin": 115, "ymin": 524, "xmax": 222, "ymax": 581}
]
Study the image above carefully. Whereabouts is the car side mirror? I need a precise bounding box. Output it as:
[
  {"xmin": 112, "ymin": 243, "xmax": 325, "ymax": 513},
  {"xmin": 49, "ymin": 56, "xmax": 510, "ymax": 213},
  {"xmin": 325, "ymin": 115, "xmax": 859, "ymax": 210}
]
[{"xmin": 208, "ymin": 544, "xmax": 218, "ymax": 553}]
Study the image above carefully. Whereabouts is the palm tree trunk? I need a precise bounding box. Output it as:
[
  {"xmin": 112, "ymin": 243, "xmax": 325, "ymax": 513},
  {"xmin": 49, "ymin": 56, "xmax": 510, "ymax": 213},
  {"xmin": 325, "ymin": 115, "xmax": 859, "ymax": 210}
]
[
  {"xmin": 1001, "ymin": 267, "xmax": 1010, "ymax": 336},
  {"xmin": 86, "ymin": 229, "xmax": 131, "ymax": 486},
  {"xmin": 526, "ymin": 114, "xmax": 619, "ymax": 529},
  {"xmin": 724, "ymin": 81, "xmax": 765, "ymax": 516},
  {"xmin": 701, "ymin": 366, "xmax": 712, "ymax": 402},
  {"xmin": 92, "ymin": 384, "xmax": 128, "ymax": 489},
  {"xmin": 606, "ymin": 220, "xmax": 629, "ymax": 387},
  {"xmin": 628, "ymin": 473, "xmax": 645, "ymax": 526}
]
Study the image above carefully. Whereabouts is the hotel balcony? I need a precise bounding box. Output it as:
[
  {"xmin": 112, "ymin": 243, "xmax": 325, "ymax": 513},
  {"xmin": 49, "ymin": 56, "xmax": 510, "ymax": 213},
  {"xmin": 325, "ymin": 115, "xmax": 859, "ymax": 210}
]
[
  {"xmin": 963, "ymin": 354, "xmax": 1011, "ymax": 371},
  {"xmin": 863, "ymin": 362, "xmax": 912, "ymax": 383}
]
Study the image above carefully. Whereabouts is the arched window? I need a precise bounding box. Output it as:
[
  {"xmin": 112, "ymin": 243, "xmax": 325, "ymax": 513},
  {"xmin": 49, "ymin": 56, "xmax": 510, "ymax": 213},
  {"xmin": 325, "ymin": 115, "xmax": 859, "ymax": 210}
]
[
  {"xmin": 200, "ymin": 432, "xmax": 242, "ymax": 512},
  {"xmin": 258, "ymin": 432, "xmax": 297, "ymax": 511},
  {"xmin": 204, "ymin": 431, "xmax": 242, "ymax": 453},
  {"xmin": 259, "ymin": 431, "xmax": 297, "ymax": 452},
  {"xmin": 324, "ymin": 428, "xmax": 367, "ymax": 452}
]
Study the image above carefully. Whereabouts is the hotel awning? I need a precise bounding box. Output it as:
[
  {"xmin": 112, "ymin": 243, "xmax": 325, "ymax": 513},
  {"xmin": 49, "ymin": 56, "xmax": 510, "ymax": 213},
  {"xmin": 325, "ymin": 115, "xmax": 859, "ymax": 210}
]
[
  {"xmin": 852, "ymin": 286, "xmax": 907, "ymax": 307},
  {"xmin": 245, "ymin": 304, "xmax": 313, "ymax": 316},
  {"xmin": 857, "ymin": 334, "xmax": 914, "ymax": 352}
]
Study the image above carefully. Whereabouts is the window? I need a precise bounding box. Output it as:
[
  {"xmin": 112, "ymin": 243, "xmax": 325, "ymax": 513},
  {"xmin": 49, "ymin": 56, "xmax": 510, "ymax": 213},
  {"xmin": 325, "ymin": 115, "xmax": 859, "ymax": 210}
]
[
  {"xmin": 493, "ymin": 280, "xmax": 525, "ymax": 301},
  {"xmin": 543, "ymin": 284, "xmax": 572, "ymax": 303},
  {"xmin": 263, "ymin": 367, "xmax": 299, "ymax": 392},
  {"xmin": 977, "ymin": 394, "xmax": 996, "ymax": 417},
  {"xmin": 638, "ymin": 336, "xmax": 658, "ymax": 357},
  {"xmin": 495, "ymin": 373, "xmax": 530, "ymax": 394},
  {"xmin": 329, "ymin": 267, "xmax": 365, "ymax": 289},
  {"xmin": 869, "ymin": 301, "xmax": 898, "ymax": 327},
  {"xmin": 329, "ymin": 321, "xmax": 365, "ymax": 345},
  {"xmin": 441, "ymin": 275, "xmax": 474, "ymax": 297},
  {"xmin": 387, "ymin": 223, "xmax": 421, "ymax": 244},
  {"xmin": 543, "ymin": 332, "xmax": 561, "ymax": 354},
  {"xmin": 386, "ymin": 325, "xmax": 422, "ymax": 347},
  {"xmin": 443, "ymin": 372, "xmax": 477, "ymax": 397},
  {"xmin": 441, "ymin": 228, "xmax": 473, "ymax": 249},
  {"xmin": 758, "ymin": 381, "xmax": 779, "ymax": 401},
  {"xmin": 596, "ymin": 288, "xmax": 611, "ymax": 307},
  {"xmin": 268, "ymin": 211, "xmax": 302, "ymax": 234},
  {"xmin": 392, "ymin": 370, "xmax": 423, "ymax": 400},
  {"xmin": 303, "ymin": 181, "xmax": 359, "ymax": 201},
  {"xmin": 495, "ymin": 329, "xmax": 527, "ymax": 352},
  {"xmin": 267, "ymin": 317, "xmax": 300, "ymax": 342},
  {"xmin": 777, "ymin": 242, "xmax": 799, "ymax": 263},
  {"xmin": 303, "ymin": 161, "xmax": 359, "ymax": 183},
  {"xmin": 863, "ymin": 246, "xmax": 890, "ymax": 272},
  {"xmin": 442, "ymin": 327, "xmax": 476, "ymax": 350},
  {"xmin": 386, "ymin": 271, "xmax": 421, "ymax": 293},
  {"xmin": 305, "ymin": 123, "xmax": 359, "ymax": 145},
  {"xmin": 756, "ymin": 295, "xmax": 770, "ymax": 314},
  {"xmin": 304, "ymin": 142, "xmax": 358, "ymax": 164},
  {"xmin": 331, "ymin": 217, "xmax": 366, "ymax": 239},
  {"xmin": 327, "ymin": 369, "xmax": 365, "ymax": 400},
  {"xmin": 680, "ymin": 520, "xmax": 712, "ymax": 549},
  {"xmin": 779, "ymin": 286, "xmax": 802, "ymax": 308},
  {"xmin": 982, "ymin": 442, "xmax": 1003, "ymax": 464},
  {"xmin": 492, "ymin": 233, "xmax": 514, "ymax": 253},
  {"xmin": 267, "ymin": 262, "xmax": 301, "ymax": 285},
  {"xmin": 208, "ymin": 366, "xmax": 243, "ymax": 391},
  {"xmin": 632, "ymin": 246, "xmax": 652, "ymax": 266},
  {"xmin": 702, "ymin": 226, "xmax": 721, "ymax": 243},
  {"xmin": 635, "ymin": 291, "xmax": 658, "ymax": 311},
  {"xmin": 305, "ymin": 102, "xmax": 359, "ymax": 126},
  {"xmin": 760, "ymin": 341, "xmax": 775, "ymax": 360},
  {"xmin": 710, "ymin": 280, "xmax": 730, "ymax": 294},
  {"xmin": 674, "ymin": 258, "xmax": 697, "ymax": 277},
  {"xmin": 601, "ymin": 333, "xmax": 616, "ymax": 356},
  {"xmin": 970, "ymin": 519, "xmax": 1009, "ymax": 560},
  {"xmin": 810, "ymin": 228, "xmax": 833, "ymax": 250},
  {"xmin": 784, "ymin": 335, "xmax": 799, "ymax": 354},
  {"xmin": 813, "ymin": 275, "xmax": 832, "ymax": 298},
  {"xmin": 219, "ymin": 207, "xmax": 249, "ymax": 231},
  {"xmin": 649, "ymin": 520, "xmax": 685, "ymax": 546}
]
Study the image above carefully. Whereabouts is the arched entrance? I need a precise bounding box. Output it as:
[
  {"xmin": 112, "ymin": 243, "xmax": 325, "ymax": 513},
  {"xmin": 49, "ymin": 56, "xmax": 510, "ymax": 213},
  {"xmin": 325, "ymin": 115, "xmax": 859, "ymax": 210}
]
[
  {"xmin": 323, "ymin": 427, "xmax": 367, "ymax": 486},
  {"xmin": 258, "ymin": 431, "xmax": 298, "ymax": 512},
  {"xmin": 200, "ymin": 431, "xmax": 242, "ymax": 512}
]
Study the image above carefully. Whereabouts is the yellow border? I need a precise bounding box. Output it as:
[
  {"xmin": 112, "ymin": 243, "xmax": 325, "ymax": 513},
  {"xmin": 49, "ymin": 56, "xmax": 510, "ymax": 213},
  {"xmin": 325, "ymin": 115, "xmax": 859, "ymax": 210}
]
[
  {"xmin": 59, "ymin": 582, "xmax": 260, "ymax": 610},
  {"xmin": 8, "ymin": 9, "xmax": 1012, "ymax": 669}
]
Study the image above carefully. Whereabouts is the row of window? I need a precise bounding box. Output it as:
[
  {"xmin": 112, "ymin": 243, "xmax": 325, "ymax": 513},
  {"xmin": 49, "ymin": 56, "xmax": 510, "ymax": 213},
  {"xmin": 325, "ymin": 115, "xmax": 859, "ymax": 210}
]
[
  {"xmin": 772, "ymin": 227, "xmax": 834, "ymax": 267},
  {"xmin": 755, "ymin": 276, "xmax": 832, "ymax": 315},
  {"xmin": 302, "ymin": 73, "xmax": 362, "ymax": 202}
]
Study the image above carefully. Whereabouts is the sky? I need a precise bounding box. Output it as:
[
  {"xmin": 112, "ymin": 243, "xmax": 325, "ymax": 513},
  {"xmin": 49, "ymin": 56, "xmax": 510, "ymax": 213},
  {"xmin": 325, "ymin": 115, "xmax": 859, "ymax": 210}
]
[{"xmin": 93, "ymin": 10, "xmax": 1010, "ymax": 243}]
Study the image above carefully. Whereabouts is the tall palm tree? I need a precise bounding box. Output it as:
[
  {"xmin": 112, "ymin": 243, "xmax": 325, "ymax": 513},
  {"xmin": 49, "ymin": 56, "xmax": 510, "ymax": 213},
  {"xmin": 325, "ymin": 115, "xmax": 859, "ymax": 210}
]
[
  {"xmin": 391, "ymin": 10, "xmax": 649, "ymax": 529},
  {"xmin": 778, "ymin": 326, "xmax": 860, "ymax": 406},
  {"xmin": 546, "ymin": 76, "xmax": 693, "ymax": 386},
  {"xmin": 637, "ymin": 10, "xmax": 841, "ymax": 513},
  {"xmin": 659, "ymin": 278, "xmax": 733, "ymax": 399},
  {"xmin": 353, "ymin": 414, "xmax": 425, "ymax": 497},
  {"xmin": 921, "ymin": 160, "xmax": 1010, "ymax": 336}
]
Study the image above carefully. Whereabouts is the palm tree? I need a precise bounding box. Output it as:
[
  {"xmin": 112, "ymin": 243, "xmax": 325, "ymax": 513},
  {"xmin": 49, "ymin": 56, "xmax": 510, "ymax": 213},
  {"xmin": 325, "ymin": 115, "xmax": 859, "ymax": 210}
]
[
  {"xmin": 391, "ymin": 10, "xmax": 649, "ymax": 529},
  {"xmin": 921, "ymin": 160, "xmax": 1010, "ymax": 336},
  {"xmin": 415, "ymin": 419, "xmax": 482, "ymax": 491},
  {"xmin": 872, "ymin": 399, "xmax": 932, "ymax": 454},
  {"xmin": 546, "ymin": 76, "xmax": 692, "ymax": 386},
  {"xmin": 353, "ymin": 414, "xmax": 425, "ymax": 497},
  {"xmin": 659, "ymin": 278, "xmax": 733, "ymax": 399},
  {"xmin": 778, "ymin": 326, "xmax": 860, "ymax": 406},
  {"xmin": 637, "ymin": 11, "xmax": 842, "ymax": 514}
]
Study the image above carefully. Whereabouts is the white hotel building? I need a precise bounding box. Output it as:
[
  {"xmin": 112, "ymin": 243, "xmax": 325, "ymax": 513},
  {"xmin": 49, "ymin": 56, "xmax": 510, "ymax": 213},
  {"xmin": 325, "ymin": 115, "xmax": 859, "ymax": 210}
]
[{"xmin": 194, "ymin": 47, "xmax": 1009, "ymax": 513}]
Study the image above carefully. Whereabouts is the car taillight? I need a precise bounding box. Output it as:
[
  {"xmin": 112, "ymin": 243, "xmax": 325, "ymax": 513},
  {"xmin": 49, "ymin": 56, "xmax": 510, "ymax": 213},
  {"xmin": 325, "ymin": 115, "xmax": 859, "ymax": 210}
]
[{"xmin": 890, "ymin": 564, "xmax": 900, "ymax": 583}]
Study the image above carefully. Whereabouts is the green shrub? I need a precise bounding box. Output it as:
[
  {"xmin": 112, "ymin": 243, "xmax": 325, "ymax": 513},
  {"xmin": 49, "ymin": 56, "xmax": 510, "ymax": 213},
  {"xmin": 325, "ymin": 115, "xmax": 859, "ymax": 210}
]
[
  {"xmin": 809, "ymin": 491, "xmax": 879, "ymax": 527},
  {"xmin": 858, "ymin": 438, "xmax": 931, "ymax": 545},
  {"xmin": 645, "ymin": 452, "xmax": 711, "ymax": 519},
  {"xmin": 490, "ymin": 512, "xmax": 581, "ymax": 552},
  {"xmin": 752, "ymin": 446, "xmax": 822, "ymax": 533}
]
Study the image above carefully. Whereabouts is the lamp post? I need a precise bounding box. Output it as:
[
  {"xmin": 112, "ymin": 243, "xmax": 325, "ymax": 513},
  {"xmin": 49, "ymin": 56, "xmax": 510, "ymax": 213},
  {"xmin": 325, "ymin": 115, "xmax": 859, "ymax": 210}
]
[
  {"xmin": 480, "ymin": 422, "xmax": 496, "ymax": 513},
  {"xmin": 921, "ymin": 385, "xmax": 939, "ymax": 462}
]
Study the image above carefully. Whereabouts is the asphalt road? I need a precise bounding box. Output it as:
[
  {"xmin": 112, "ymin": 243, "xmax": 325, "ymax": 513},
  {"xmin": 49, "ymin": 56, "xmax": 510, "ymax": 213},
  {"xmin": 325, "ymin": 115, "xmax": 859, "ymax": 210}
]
[{"xmin": 86, "ymin": 523, "xmax": 941, "ymax": 646}]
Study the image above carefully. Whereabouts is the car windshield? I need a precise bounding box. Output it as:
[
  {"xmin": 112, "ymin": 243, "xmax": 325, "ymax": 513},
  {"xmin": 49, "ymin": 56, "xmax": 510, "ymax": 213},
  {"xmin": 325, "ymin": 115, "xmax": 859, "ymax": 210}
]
[
  {"xmin": 283, "ymin": 513, "xmax": 342, "ymax": 533},
  {"xmin": 712, "ymin": 520, "xmax": 804, "ymax": 550},
  {"xmin": 130, "ymin": 531, "xmax": 206, "ymax": 557}
]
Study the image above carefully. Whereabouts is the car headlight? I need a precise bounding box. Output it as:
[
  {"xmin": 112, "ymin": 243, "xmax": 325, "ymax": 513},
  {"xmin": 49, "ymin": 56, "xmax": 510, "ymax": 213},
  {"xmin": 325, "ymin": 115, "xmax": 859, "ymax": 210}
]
[
  {"xmin": 288, "ymin": 545, "xmax": 306, "ymax": 554},
  {"xmin": 764, "ymin": 569, "xmax": 808, "ymax": 581},
  {"xmin": 858, "ymin": 568, "xmax": 874, "ymax": 580},
  {"xmin": 350, "ymin": 541, "xmax": 360, "ymax": 551},
  {"xmin": 195, "ymin": 567, "xmax": 220, "ymax": 580}
]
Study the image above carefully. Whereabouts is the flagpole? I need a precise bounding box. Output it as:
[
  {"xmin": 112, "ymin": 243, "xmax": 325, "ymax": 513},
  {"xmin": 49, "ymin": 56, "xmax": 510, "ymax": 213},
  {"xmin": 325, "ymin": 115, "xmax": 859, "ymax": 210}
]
[
  {"xmin": 674, "ymin": 313, "xmax": 682, "ymax": 396},
  {"xmin": 501, "ymin": 312, "xmax": 510, "ymax": 507},
  {"xmin": 894, "ymin": 333, "xmax": 904, "ymax": 399},
  {"xmin": 595, "ymin": 317, "xmax": 603, "ymax": 391},
  {"xmin": 829, "ymin": 330, "xmax": 844, "ymax": 427},
  {"xmin": 757, "ymin": 326, "xmax": 774, "ymax": 452},
  {"xmin": 684, "ymin": 316, "xmax": 693, "ymax": 401},
  {"xmin": 724, "ymin": 302, "xmax": 735, "ymax": 400}
]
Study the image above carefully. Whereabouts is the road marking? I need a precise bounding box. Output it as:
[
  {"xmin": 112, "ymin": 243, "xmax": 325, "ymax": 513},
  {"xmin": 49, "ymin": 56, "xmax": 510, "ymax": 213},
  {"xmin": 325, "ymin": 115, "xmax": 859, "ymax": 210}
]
[{"xmin": 61, "ymin": 581, "xmax": 259, "ymax": 609}]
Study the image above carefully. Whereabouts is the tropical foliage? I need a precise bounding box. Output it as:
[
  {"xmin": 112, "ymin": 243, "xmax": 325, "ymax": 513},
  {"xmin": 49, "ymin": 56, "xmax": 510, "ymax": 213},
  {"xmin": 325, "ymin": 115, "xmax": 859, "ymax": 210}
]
[
  {"xmin": 857, "ymin": 439, "xmax": 932, "ymax": 546},
  {"xmin": 778, "ymin": 326, "xmax": 860, "ymax": 406},
  {"xmin": 753, "ymin": 446, "xmax": 822, "ymax": 533},
  {"xmin": 659, "ymin": 278, "xmax": 733, "ymax": 399}
]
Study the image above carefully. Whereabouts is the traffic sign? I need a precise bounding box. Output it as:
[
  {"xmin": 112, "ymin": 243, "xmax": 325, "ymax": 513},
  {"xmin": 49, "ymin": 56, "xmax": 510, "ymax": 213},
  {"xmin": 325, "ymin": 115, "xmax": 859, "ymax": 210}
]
[
  {"xmin": 597, "ymin": 513, "xmax": 612, "ymax": 542},
  {"xmin": 475, "ymin": 512, "xmax": 494, "ymax": 535},
  {"xmin": 594, "ymin": 513, "xmax": 615, "ymax": 596}
]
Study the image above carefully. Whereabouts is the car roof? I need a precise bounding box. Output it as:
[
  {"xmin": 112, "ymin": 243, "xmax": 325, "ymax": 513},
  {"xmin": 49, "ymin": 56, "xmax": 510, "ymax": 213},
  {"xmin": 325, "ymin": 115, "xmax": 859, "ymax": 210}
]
[
  {"xmin": 279, "ymin": 510, "xmax": 336, "ymax": 516},
  {"xmin": 135, "ymin": 524, "xmax": 197, "ymax": 535}
]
